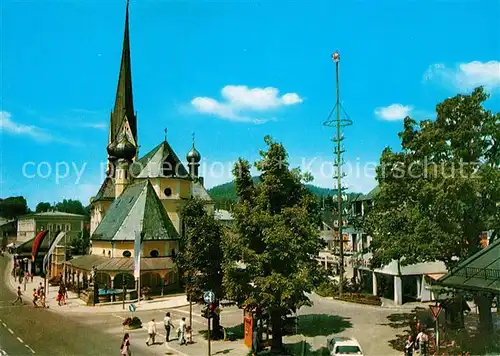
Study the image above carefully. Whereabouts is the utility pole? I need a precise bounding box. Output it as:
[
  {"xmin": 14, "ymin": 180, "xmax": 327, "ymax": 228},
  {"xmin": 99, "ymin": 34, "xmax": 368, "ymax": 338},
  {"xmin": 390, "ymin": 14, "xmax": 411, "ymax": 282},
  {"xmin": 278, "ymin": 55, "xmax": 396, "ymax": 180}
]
[{"xmin": 323, "ymin": 51, "xmax": 352, "ymax": 297}]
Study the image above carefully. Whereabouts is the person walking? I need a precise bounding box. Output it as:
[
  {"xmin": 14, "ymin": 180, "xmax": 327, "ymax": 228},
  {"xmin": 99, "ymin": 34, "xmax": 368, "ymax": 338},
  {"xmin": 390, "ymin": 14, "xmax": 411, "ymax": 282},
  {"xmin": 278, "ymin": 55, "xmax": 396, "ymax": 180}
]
[
  {"xmin": 120, "ymin": 333, "xmax": 131, "ymax": 355},
  {"xmin": 145, "ymin": 318, "xmax": 157, "ymax": 346},
  {"xmin": 404, "ymin": 335, "xmax": 415, "ymax": 356},
  {"xmin": 163, "ymin": 312, "xmax": 174, "ymax": 342},
  {"xmin": 416, "ymin": 328, "xmax": 429, "ymax": 356},
  {"xmin": 32, "ymin": 288, "xmax": 39, "ymax": 307},
  {"xmin": 178, "ymin": 317, "xmax": 187, "ymax": 345},
  {"xmin": 12, "ymin": 286, "xmax": 23, "ymax": 305}
]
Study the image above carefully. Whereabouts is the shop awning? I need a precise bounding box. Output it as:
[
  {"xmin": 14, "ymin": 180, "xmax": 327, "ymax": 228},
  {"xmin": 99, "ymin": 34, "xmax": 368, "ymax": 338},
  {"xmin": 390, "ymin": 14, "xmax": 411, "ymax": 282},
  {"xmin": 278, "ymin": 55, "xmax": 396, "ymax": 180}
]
[{"xmin": 438, "ymin": 238, "xmax": 500, "ymax": 293}]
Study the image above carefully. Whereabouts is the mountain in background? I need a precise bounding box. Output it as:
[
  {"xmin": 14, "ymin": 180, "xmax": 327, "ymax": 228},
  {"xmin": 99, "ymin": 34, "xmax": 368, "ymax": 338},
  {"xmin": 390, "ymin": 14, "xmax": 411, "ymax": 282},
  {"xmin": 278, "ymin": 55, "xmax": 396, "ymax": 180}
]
[{"xmin": 208, "ymin": 177, "xmax": 360, "ymax": 210}]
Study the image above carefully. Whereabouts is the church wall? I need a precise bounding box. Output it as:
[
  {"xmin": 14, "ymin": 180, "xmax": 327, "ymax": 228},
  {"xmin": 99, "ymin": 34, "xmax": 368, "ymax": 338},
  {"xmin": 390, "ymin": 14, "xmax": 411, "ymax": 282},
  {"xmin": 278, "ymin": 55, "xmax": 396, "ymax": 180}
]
[
  {"xmin": 112, "ymin": 242, "xmax": 134, "ymax": 257},
  {"xmin": 143, "ymin": 240, "xmax": 178, "ymax": 257},
  {"xmin": 91, "ymin": 241, "xmax": 113, "ymax": 257}
]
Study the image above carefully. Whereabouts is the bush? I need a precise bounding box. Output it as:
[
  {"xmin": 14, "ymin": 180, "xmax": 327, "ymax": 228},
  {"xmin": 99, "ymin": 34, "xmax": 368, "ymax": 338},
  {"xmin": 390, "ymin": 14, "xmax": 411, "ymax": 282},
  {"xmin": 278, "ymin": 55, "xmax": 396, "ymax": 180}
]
[
  {"xmin": 123, "ymin": 316, "xmax": 142, "ymax": 328},
  {"xmin": 316, "ymin": 281, "xmax": 335, "ymax": 297},
  {"xmin": 333, "ymin": 292, "xmax": 382, "ymax": 306}
]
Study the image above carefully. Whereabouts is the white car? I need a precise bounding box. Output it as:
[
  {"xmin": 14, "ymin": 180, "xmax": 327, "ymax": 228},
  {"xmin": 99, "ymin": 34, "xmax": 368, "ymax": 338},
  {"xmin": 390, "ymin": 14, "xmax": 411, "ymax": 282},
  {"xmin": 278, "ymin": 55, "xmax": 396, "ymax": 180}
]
[{"xmin": 327, "ymin": 337, "xmax": 364, "ymax": 355}]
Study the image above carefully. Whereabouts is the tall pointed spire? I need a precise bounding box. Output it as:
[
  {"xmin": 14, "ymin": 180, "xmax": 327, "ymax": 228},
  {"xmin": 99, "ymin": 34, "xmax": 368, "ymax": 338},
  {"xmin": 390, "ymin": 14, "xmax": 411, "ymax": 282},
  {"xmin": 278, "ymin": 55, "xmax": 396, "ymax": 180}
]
[{"xmin": 110, "ymin": 0, "xmax": 137, "ymax": 145}]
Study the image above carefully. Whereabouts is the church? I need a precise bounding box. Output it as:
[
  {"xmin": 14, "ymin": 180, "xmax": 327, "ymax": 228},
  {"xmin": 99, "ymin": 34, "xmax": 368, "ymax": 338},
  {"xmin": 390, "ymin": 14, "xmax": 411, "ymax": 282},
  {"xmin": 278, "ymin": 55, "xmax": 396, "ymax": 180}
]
[{"xmin": 65, "ymin": 1, "xmax": 213, "ymax": 300}]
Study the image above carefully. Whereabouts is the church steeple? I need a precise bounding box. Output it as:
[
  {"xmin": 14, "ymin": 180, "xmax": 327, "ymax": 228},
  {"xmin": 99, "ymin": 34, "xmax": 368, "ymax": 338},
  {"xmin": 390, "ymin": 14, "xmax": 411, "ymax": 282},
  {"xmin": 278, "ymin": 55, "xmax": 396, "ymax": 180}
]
[{"xmin": 110, "ymin": 0, "xmax": 137, "ymax": 146}]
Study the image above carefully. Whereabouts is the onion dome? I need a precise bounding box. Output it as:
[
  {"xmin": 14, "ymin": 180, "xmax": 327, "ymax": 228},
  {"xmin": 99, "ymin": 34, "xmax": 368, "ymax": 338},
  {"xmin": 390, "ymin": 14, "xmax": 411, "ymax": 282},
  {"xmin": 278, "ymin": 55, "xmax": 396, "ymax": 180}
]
[
  {"xmin": 107, "ymin": 140, "xmax": 118, "ymax": 159},
  {"xmin": 187, "ymin": 144, "xmax": 201, "ymax": 163},
  {"xmin": 115, "ymin": 133, "xmax": 136, "ymax": 160}
]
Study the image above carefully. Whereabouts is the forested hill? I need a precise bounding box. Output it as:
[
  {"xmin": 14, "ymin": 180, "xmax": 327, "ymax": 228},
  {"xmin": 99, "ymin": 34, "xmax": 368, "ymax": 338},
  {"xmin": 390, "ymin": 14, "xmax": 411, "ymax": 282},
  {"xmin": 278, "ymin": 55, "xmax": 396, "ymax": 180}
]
[{"xmin": 208, "ymin": 177, "xmax": 359, "ymax": 210}]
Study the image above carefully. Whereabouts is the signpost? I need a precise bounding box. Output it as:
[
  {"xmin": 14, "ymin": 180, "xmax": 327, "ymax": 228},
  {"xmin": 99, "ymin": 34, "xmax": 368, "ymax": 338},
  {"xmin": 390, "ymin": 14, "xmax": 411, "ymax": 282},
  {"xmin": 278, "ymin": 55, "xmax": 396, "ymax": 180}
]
[
  {"xmin": 203, "ymin": 291, "xmax": 215, "ymax": 356},
  {"xmin": 429, "ymin": 303, "xmax": 442, "ymax": 353}
]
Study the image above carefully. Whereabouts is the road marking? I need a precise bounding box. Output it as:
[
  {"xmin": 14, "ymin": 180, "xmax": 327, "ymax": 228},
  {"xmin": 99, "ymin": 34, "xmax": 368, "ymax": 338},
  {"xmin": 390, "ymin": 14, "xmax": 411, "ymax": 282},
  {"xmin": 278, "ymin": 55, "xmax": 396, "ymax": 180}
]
[
  {"xmin": 17, "ymin": 337, "xmax": 23, "ymax": 343},
  {"xmin": 0, "ymin": 348, "xmax": 7, "ymax": 355},
  {"xmin": 1, "ymin": 323, "xmax": 6, "ymax": 327},
  {"xmin": 112, "ymin": 314, "xmax": 126, "ymax": 320},
  {"xmin": 8, "ymin": 328, "xmax": 13, "ymax": 334},
  {"xmin": 167, "ymin": 309, "xmax": 205, "ymax": 325},
  {"xmin": 25, "ymin": 344, "xmax": 35, "ymax": 354}
]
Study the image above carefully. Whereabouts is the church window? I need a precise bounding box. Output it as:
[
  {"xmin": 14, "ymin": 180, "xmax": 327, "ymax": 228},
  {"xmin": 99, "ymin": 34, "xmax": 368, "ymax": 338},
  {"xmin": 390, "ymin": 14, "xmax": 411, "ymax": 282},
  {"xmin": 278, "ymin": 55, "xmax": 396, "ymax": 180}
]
[
  {"xmin": 108, "ymin": 250, "xmax": 111, "ymax": 257},
  {"xmin": 171, "ymin": 249, "xmax": 176, "ymax": 258},
  {"xmin": 149, "ymin": 249, "xmax": 159, "ymax": 258},
  {"xmin": 102, "ymin": 249, "xmax": 105, "ymax": 255},
  {"xmin": 122, "ymin": 250, "xmax": 132, "ymax": 257},
  {"xmin": 164, "ymin": 188, "xmax": 172, "ymax": 197}
]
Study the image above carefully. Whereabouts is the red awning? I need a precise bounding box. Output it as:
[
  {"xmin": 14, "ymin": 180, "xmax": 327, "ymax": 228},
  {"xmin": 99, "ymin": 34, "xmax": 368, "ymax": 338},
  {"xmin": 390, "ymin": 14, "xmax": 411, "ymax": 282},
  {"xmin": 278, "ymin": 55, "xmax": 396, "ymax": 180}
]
[{"xmin": 32, "ymin": 230, "xmax": 49, "ymax": 262}]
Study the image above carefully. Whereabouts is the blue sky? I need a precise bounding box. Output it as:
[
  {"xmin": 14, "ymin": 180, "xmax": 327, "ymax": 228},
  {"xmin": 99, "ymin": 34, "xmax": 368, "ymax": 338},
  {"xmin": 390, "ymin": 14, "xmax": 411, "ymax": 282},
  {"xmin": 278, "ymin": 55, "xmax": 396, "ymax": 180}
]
[{"xmin": 1, "ymin": 0, "xmax": 499, "ymax": 209}]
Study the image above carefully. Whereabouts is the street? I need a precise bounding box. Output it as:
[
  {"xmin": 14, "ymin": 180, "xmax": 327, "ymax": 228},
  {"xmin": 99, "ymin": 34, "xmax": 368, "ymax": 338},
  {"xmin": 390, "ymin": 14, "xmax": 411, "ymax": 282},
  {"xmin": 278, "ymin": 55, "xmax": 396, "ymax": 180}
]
[{"xmin": 1, "ymin": 254, "xmax": 408, "ymax": 355}]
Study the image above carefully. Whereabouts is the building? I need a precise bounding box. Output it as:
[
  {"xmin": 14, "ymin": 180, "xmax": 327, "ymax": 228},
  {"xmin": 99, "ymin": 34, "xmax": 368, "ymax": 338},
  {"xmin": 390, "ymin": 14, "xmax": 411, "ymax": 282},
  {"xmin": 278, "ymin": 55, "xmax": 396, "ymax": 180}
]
[
  {"xmin": 16, "ymin": 211, "xmax": 88, "ymax": 244},
  {"xmin": 1, "ymin": 219, "xmax": 17, "ymax": 249},
  {"xmin": 65, "ymin": 2, "xmax": 213, "ymax": 302},
  {"xmin": 214, "ymin": 209, "xmax": 234, "ymax": 227},
  {"xmin": 346, "ymin": 186, "xmax": 448, "ymax": 305}
]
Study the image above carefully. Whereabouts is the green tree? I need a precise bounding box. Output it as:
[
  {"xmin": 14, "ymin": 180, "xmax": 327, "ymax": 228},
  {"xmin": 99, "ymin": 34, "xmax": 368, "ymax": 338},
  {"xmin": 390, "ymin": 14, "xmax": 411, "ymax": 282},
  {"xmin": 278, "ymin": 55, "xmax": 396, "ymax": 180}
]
[
  {"xmin": 223, "ymin": 136, "xmax": 324, "ymax": 353},
  {"xmin": 0, "ymin": 196, "xmax": 29, "ymax": 219},
  {"xmin": 71, "ymin": 230, "xmax": 90, "ymax": 255},
  {"xmin": 365, "ymin": 87, "xmax": 499, "ymax": 330},
  {"xmin": 35, "ymin": 202, "xmax": 52, "ymax": 213},
  {"xmin": 55, "ymin": 199, "xmax": 88, "ymax": 216},
  {"xmin": 177, "ymin": 197, "xmax": 225, "ymax": 336}
]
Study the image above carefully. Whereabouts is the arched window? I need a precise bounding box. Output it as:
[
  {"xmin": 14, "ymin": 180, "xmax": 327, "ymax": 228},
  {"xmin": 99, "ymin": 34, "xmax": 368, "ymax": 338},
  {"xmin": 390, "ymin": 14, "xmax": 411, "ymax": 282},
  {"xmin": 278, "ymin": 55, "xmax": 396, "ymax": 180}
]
[
  {"xmin": 171, "ymin": 249, "xmax": 176, "ymax": 258},
  {"xmin": 122, "ymin": 250, "xmax": 132, "ymax": 257},
  {"xmin": 102, "ymin": 249, "xmax": 105, "ymax": 255},
  {"xmin": 150, "ymin": 249, "xmax": 159, "ymax": 258},
  {"xmin": 108, "ymin": 250, "xmax": 111, "ymax": 258}
]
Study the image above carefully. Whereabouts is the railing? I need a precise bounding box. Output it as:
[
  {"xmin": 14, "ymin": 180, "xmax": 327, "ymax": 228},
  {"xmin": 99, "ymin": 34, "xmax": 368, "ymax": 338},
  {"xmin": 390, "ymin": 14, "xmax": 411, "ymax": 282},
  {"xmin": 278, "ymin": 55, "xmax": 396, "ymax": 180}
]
[{"xmin": 456, "ymin": 267, "xmax": 500, "ymax": 280}]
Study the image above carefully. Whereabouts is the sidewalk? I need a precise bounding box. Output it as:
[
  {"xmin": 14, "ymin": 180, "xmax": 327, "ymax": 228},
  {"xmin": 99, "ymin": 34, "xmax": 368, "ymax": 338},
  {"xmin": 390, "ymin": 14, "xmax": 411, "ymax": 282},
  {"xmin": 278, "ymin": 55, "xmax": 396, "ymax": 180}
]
[{"xmin": 4, "ymin": 256, "xmax": 190, "ymax": 313}]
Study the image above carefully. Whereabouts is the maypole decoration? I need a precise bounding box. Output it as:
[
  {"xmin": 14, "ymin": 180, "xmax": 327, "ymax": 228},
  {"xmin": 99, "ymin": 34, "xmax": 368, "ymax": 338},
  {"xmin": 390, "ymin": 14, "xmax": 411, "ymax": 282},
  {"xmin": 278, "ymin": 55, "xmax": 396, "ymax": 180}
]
[{"xmin": 323, "ymin": 51, "xmax": 353, "ymax": 297}]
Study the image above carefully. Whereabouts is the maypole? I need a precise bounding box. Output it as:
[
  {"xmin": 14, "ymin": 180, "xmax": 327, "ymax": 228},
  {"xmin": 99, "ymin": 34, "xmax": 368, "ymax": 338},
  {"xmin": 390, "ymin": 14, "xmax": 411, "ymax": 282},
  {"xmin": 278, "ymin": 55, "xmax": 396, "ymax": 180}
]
[{"xmin": 323, "ymin": 51, "xmax": 352, "ymax": 297}]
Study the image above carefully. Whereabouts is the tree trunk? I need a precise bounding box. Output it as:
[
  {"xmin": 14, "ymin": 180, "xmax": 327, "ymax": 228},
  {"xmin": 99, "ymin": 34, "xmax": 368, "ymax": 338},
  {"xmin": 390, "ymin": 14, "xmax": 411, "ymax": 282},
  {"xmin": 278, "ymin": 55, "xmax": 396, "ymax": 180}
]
[
  {"xmin": 270, "ymin": 310, "xmax": 283, "ymax": 353},
  {"xmin": 474, "ymin": 293, "xmax": 493, "ymax": 332}
]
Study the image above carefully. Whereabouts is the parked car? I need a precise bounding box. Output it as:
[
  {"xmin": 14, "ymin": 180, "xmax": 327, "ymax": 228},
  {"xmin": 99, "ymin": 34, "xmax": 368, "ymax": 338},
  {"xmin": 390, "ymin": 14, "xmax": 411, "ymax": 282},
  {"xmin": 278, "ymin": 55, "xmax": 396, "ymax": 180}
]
[{"xmin": 327, "ymin": 337, "xmax": 363, "ymax": 355}]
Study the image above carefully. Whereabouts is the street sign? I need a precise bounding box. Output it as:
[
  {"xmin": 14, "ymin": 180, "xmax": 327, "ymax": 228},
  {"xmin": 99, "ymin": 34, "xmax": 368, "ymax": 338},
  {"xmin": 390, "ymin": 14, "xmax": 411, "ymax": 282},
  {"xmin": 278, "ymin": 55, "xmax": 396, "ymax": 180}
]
[
  {"xmin": 429, "ymin": 304, "xmax": 442, "ymax": 320},
  {"xmin": 203, "ymin": 290, "xmax": 215, "ymax": 304},
  {"xmin": 129, "ymin": 303, "xmax": 136, "ymax": 312}
]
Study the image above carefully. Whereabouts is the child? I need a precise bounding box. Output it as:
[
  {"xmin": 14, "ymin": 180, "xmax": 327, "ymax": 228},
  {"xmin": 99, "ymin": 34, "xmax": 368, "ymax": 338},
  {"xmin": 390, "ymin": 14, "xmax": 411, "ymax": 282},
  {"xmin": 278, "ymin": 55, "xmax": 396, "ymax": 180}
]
[{"xmin": 185, "ymin": 325, "xmax": 193, "ymax": 344}]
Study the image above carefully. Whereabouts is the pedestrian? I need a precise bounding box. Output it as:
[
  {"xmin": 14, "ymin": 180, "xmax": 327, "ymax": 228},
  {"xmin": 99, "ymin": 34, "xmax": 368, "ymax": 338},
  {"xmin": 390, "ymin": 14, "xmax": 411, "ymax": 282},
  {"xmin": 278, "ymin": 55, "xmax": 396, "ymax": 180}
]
[
  {"xmin": 32, "ymin": 288, "xmax": 39, "ymax": 307},
  {"xmin": 120, "ymin": 333, "xmax": 131, "ymax": 355},
  {"xmin": 416, "ymin": 328, "xmax": 429, "ymax": 356},
  {"xmin": 57, "ymin": 285, "xmax": 64, "ymax": 306},
  {"xmin": 185, "ymin": 325, "xmax": 193, "ymax": 344},
  {"xmin": 145, "ymin": 318, "xmax": 157, "ymax": 346},
  {"xmin": 404, "ymin": 335, "xmax": 415, "ymax": 356},
  {"xmin": 12, "ymin": 286, "xmax": 23, "ymax": 305},
  {"xmin": 178, "ymin": 317, "xmax": 187, "ymax": 345},
  {"xmin": 163, "ymin": 312, "xmax": 174, "ymax": 342}
]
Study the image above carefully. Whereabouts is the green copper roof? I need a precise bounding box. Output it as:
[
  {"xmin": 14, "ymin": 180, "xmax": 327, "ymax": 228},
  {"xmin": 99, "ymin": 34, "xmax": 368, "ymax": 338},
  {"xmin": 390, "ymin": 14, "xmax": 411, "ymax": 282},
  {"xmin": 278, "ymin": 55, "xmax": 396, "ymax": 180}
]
[
  {"xmin": 439, "ymin": 238, "xmax": 500, "ymax": 293},
  {"xmin": 93, "ymin": 177, "xmax": 115, "ymax": 202},
  {"xmin": 92, "ymin": 180, "xmax": 179, "ymax": 242},
  {"xmin": 130, "ymin": 141, "xmax": 190, "ymax": 179}
]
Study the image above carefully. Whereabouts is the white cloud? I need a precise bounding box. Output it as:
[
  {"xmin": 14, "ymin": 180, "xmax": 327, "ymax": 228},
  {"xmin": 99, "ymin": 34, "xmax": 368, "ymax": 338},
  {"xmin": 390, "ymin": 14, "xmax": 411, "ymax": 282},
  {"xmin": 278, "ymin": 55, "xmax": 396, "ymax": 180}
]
[
  {"xmin": 80, "ymin": 122, "xmax": 107, "ymax": 130},
  {"xmin": 0, "ymin": 111, "xmax": 83, "ymax": 146},
  {"xmin": 191, "ymin": 85, "xmax": 303, "ymax": 124},
  {"xmin": 423, "ymin": 61, "xmax": 500, "ymax": 91},
  {"xmin": 0, "ymin": 111, "xmax": 52, "ymax": 141},
  {"xmin": 374, "ymin": 104, "xmax": 412, "ymax": 121}
]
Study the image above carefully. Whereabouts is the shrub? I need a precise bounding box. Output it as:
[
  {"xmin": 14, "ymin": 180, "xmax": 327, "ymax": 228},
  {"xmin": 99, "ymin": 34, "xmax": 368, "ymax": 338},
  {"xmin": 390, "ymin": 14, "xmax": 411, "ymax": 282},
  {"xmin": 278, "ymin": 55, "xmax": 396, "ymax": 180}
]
[
  {"xmin": 316, "ymin": 281, "xmax": 335, "ymax": 297},
  {"xmin": 122, "ymin": 316, "xmax": 142, "ymax": 328}
]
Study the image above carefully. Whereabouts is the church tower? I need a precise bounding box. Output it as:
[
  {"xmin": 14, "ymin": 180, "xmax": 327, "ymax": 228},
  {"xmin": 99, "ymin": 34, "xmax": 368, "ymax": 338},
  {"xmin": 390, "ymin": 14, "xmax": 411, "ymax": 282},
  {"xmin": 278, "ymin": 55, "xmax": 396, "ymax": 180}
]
[
  {"xmin": 186, "ymin": 133, "xmax": 201, "ymax": 181},
  {"xmin": 107, "ymin": 0, "xmax": 137, "ymax": 176},
  {"xmin": 112, "ymin": 132, "xmax": 136, "ymax": 198}
]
